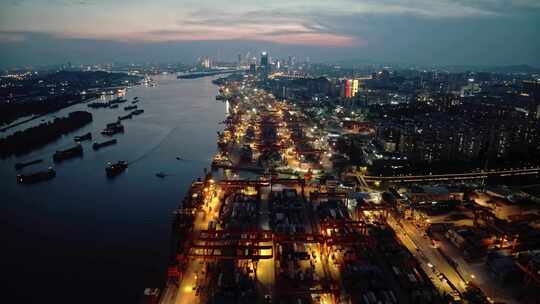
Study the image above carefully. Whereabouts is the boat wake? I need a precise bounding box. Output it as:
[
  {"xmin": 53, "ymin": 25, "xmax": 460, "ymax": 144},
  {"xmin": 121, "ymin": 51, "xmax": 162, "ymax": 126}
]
[{"xmin": 127, "ymin": 125, "xmax": 207, "ymax": 166}]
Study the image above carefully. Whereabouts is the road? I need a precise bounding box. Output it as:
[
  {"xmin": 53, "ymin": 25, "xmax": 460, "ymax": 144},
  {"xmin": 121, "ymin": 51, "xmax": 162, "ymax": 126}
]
[
  {"xmin": 387, "ymin": 215, "xmax": 464, "ymax": 299},
  {"xmin": 435, "ymin": 236, "xmax": 520, "ymax": 304},
  {"xmin": 256, "ymin": 187, "xmax": 275, "ymax": 297},
  {"xmin": 174, "ymin": 185, "xmax": 222, "ymax": 304}
]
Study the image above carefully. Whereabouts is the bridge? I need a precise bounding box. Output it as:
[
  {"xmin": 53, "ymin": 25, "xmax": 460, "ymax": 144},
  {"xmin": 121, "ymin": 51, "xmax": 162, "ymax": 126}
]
[
  {"xmin": 359, "ymin": 167, "xmax": 540, "ymax": 183},
  {"xmin": 176, "ymin": 69, "xmax": 243, "ymax": 79}
]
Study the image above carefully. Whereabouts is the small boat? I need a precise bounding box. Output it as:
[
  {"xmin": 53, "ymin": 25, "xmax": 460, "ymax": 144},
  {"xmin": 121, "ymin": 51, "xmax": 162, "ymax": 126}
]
[
  {"xmin": 131, "ymin": 100, "xmax": 139, "ymax": 104},
  {"xmin": 74, "ymin": 132, "xmax": 92, "ymax": 142},
  {"xmin": 124, "ymin": 105, "xmax": 137, "ymax": 111},
  {"xmin": 53, "ymin": 144, "xmax": 83, "ymax": 162},
  {"xmin": 131, "ymin": 109, "xmax": 144, "ymax": 115},
  {"xmin": 156, "ymin": 172, "xmax": 166, "ymax": 178},
  {"xmin": 106, "ymin": 161, "xmax": 128, "ymax": 177},
  {"xmin": 109, "ymin": 104, "xmax": 119, "ymax": 109},
  {"xmin": 93, "ymin": 139, "xmax": 117, "ymax": 150},
  {"xmin": 15, "ymin": 159, "xmax": 43, "ymax": 170},
  {"xmin": 17, "ymin": 167, "xmax": 56, "ymax": 184},
  {"xmin": 176, "ymin": 156, "xmax": 184, "ymax": 160}
]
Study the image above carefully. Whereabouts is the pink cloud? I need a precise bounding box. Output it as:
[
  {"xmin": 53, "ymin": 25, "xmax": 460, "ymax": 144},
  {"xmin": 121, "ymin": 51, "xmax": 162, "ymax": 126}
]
[
  {"xmin": 256, "ymin": 33, "xmax": 360, "ymax": 47},
  {"xmin": 53, "ymin": 22, "xmax": 362, "ymax": 47}
]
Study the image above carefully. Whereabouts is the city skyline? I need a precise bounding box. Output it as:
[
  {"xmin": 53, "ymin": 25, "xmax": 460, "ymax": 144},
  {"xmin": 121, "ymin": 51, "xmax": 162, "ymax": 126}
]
[{"xmin": 1, "ymin": 0, "xmax": 539, "ymax": 67}]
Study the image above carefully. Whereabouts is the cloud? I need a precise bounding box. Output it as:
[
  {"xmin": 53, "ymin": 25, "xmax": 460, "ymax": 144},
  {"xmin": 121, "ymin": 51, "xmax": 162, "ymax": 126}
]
[{"xmin": 1, "ymin": 0, "xmax": 539, "ymax": 47}]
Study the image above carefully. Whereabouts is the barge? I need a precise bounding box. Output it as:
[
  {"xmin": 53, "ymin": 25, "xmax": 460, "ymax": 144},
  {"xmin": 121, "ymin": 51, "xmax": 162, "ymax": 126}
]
[
  {"xmin": 109, "ymin": 97, "xmax": 127, "ymax": 104},
  {"xmin": 74, "ymin": 132, "xmax": 92, "ymax": 142},
  {"xmin": 93, "ymin": 139, "xmax": 117, "ymax": 150},
  {"xmin": 14, "ymin": 159, "xmax": 43, "ymax": 170},
  {"xmin": 87, "ymin": 102, "xmax": 109, "ymax": 108},
  {"xmin": 118, "ymin": 113, "xmax": 133, "ymax": 120},
  {"xmin": 102, "ymin": 122, "xmax": 124, "ymax": 136},
  {"xmin": 53, "ymin": 144, "xmax": 83, "ymax": 162},
  {"xmin": 17, "ymin": 167, "xmax": 56, "ymax": 184}
]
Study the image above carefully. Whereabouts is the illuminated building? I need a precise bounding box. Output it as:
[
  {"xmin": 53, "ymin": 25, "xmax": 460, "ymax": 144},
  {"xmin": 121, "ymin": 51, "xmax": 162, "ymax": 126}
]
[
  {"xmin": 199, "ymin": 57, "xmax": 211, "ymax": 69},
  {"xmin": 351, "ymin": 79, "xmax": 359, "ymax": 96},
  {"xmin": 340, "ymin": 79, "xmax": 359, "ymax": 99}
]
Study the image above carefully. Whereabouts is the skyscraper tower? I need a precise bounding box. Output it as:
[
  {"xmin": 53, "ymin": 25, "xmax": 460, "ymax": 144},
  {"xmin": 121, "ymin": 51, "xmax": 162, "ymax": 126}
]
[
  {"xmin": 260, "ymin": 51, "xmax": 270, "ymax": 79},
  {"xmin": 260, "ymin": 52, "xmax": 269, "ymax": 68}
]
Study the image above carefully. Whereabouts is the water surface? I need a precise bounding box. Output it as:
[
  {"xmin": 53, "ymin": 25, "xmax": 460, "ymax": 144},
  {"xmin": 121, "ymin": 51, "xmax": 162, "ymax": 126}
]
[{"xmin": 1, "ymin": 75, "xmax": 224, "ymax": 303}]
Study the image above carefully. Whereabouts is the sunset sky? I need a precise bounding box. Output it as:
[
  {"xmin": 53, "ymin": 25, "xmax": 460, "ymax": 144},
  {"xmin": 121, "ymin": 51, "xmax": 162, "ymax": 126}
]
[{"xmin": 1, "ymin": 0, "xmax": 539, "ymax": 67}]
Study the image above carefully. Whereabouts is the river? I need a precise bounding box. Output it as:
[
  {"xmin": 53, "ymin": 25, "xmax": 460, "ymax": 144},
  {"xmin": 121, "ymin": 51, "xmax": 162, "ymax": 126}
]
[{"xmin": 1, "ymin": 74, "xmax": 224, "ymax": 303}]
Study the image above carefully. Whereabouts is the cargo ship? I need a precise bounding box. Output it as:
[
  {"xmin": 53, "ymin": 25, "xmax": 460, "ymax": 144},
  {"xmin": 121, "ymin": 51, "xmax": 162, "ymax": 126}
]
[
  {"xmin": 53, "ymin": 144, "xmax": 83, "ymax": 162},
  {"xmin": 74, "ymin": 132, "xmax": 92, "ymax": 142},
  {"xmin": 101, "ymin": 122, "xmax": 124, "ymax": 135},
  {"xmin": 14, "ymin": 159, "xmax": 43, "ymax": 170},
  {"xmin": 106, "ymin": 161, "xmax": 128, "ymax": 177},
  {"xmin": 17, "ymin": 167, "xmax": 56, "ymax": 184},
  {"xmin": 131, "ymin": 109, "xmax": 144, "ymax": 115},
  {"xmin": 92, "ymin": 139, "xmax": 117, "ymax": 150},
  {"xmin": 118, "ymin": 113, "xmax": 133, "ymax": 120},
  {"xmin": 124, "ymin": 105, "xmax": 137, "ymax": 111}
]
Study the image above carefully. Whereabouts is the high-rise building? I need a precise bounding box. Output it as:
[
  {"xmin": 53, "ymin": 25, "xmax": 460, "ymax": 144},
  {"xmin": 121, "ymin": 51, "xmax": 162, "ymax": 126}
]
[
  {"xmin": 460, "ymin": 80, "xmax": 481, "ymax": 97},
  {"xmin": 523, "ymin": 80, "xmax": 540, "ymax": 120},
  {"xmin": 288, "ymin": 55, "xmax": 296, "ymax": 66},
  {"xmin": 340, "ymin": 79, "xmax": 359, "ymax": 99},
  {"xmin": 249, "ymin": 63, "xmax": 257, "ymax": 74},
  {"xmin": 199, "ymin": 57, "xmax": 211, "ymax": 69},
  {"xmin": 260, "ymin": 52, "xmax": 270, "ymax": 78},
  {"xmin": 351, "ymin": 79, "xmax": 359, "ymax": 97},
  {"xmin": 260, "ymin": 52, "xmax": 269, "ymax": 67}
]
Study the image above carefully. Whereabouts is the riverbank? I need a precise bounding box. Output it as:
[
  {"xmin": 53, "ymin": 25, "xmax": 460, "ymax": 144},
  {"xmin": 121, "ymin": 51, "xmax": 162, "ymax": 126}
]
[{"xmin": 0, "ymin": 95, "xmax": 98, "ymax": 133}]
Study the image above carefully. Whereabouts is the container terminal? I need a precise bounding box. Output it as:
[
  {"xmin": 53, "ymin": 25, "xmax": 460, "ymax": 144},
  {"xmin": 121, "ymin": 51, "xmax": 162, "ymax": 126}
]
[{"xmin": 143, "ymin": 78, "xmax": 458, "ymax": 304}]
